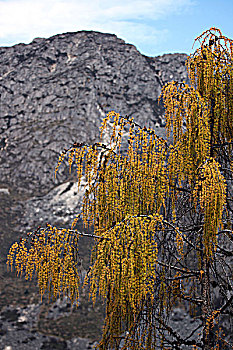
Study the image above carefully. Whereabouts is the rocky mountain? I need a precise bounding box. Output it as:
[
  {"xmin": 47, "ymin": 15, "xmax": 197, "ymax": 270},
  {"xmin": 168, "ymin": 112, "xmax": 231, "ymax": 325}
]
[
  {"xmin": 0, "ymin": 30, "xmax": 189, "ymax": 349},
  {"xmin": 0, "ymin": 30, "xmax": 188, "ymax": 196}
]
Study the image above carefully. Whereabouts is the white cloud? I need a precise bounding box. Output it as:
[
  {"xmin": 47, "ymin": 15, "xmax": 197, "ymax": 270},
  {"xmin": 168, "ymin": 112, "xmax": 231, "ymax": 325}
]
[{"xmin": 0, "ymin": 0, "xmax": 194, "ymax": 48}]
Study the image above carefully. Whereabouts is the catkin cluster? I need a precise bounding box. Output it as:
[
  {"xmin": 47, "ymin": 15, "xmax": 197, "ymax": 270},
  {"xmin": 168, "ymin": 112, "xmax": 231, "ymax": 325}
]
[{"xmin": 7, "ymin": 225, "xmax": 80, "ymax": 304}]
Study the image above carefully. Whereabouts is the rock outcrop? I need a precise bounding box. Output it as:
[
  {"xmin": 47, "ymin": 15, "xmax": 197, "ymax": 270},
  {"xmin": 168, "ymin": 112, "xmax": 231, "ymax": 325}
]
[{"xmin": 0, "ymin": 30, "xmax": 189, "ymax": 348}]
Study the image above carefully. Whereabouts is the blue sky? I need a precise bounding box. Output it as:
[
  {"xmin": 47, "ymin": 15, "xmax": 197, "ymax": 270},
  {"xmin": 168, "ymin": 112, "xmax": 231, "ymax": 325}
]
[{"xmin": 0, "ymin": 0, "xmax": 232, "ymax": 56}]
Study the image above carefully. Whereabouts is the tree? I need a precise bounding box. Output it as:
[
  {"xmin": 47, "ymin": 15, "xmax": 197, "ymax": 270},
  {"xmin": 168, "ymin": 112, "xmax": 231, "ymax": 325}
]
[{"xmin": 7, "ymin": 28, "xmax": 233, "ymax": 350}]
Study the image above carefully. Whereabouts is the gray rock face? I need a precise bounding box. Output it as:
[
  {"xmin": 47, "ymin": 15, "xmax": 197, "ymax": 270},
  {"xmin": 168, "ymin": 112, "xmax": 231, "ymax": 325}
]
[
  {"xmin": 0, "ymin": 30, "xmax": 188, "ymax": 197},
  {"xmin": 0, "ymin": 30, "xmax": 190, "ymax": 348},
  {"xmin": 0, "ymin": 303, "xmax": 98, "ymax": 350}
]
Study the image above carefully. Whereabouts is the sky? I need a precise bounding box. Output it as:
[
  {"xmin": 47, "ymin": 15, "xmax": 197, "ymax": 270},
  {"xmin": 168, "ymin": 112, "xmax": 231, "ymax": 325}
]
[{"xmin": 0, "ymin": 0, "xmax": 232, "ymax": 57}]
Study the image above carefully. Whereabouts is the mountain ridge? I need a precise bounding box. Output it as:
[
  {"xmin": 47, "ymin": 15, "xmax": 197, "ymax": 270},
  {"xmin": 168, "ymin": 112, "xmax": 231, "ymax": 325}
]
[{"xmin": 0, "ymin": 30, "xmax": 188, "ymax": 197}]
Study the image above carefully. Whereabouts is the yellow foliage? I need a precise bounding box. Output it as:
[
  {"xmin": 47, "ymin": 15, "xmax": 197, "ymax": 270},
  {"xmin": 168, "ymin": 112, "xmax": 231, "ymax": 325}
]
[
  {"xmin": 6, "ymin": 27, "xmax": 233, "ymax": 350},
  {"xmin": 7, "ymin": 225, "xmax": 80, "ymax": 304},
  {"xmin": 193, "ymin": 158, "xmax": 226, "ymax": 257}
]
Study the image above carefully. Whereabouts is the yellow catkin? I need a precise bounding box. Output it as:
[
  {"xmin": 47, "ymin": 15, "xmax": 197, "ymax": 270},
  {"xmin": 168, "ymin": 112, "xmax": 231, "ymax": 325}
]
[
  {"xmin": 7, "ymin": 226, "xmax": 80, "ymax": 304},
  {"xmin": 193, "ymin": 159, "xmax": 226, "ymax": 257}
]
